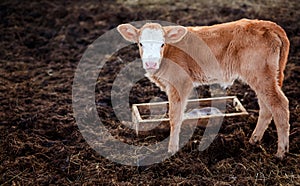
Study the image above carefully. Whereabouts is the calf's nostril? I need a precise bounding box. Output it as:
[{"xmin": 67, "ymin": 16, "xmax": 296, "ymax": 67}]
[{"xmin": 146, "ymin": 62, "xmax": 157, "ymax": 68}]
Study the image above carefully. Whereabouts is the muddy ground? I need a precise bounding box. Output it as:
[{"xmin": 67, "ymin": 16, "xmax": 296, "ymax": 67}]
[{"xmin": 0, "ymin": 0, "xmax": 300, "ymax": 185}]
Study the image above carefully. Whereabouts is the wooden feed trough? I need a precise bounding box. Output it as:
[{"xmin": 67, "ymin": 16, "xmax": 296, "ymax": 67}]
[{"xmin": 131, "ymin": 96, "xmax": 248, "ymax": 133}]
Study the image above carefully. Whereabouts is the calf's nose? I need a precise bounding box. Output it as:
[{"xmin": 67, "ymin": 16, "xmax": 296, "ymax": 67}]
[{"xmin": 145, "ymin": 62, "xmax": 157, "ymax": 69}]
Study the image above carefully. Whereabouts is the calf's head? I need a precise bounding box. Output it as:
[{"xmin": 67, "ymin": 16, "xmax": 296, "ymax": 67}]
[{"xmin": 117, "ymin": 23, "xmax": 188, "ymax": 73}]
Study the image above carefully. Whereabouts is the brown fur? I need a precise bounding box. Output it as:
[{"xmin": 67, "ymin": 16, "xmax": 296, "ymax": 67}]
[{"xmin": 118, "ymin": 19, "xmax": 290, "ymax": 158}]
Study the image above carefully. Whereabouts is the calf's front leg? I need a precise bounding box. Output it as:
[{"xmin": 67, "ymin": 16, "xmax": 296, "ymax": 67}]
[
  {"xmin": 168, "ymin": 100, "xmax": 184, "ymax": 154},
  {"xmin": 167, "ymin": 85, "xmax": 192, "ymax": 154}
]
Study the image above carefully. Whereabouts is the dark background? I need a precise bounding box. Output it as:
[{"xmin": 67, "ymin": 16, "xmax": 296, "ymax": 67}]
[{"xmin": 0, "ymin": 0, "xmax": 299, "ymax": 185}]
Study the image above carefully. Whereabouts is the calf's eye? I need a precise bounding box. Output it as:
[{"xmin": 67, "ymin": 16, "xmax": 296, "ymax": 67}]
[
  {"xmin": 161, "ymin": 44, "xmax": 165, "ymax": 47},
  {"xmin": 139, "ymin": 43, "xmax": 143, "ymax": 47}
]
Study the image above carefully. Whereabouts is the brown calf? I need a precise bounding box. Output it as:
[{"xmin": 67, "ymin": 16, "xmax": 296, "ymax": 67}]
[{"xmin": 117, "ymin": 19, "xmax": 290, "ymax": 158}]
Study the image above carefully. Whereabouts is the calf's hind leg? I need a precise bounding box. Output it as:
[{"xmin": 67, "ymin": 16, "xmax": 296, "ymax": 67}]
[
  {"xmin": 249, "ymin": 97, "xmax": 272, "ymax": 144},
  {"xmin": 251, "ymin": 81, "xmax": 290, "ymax": 158}
]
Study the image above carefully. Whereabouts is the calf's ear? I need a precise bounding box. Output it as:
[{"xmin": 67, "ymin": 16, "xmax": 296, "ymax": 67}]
[
  {"xmin": 164, "ymin": 26, "xmax": 188, "ymax": 43},
  {"xmin": 117, "ymin": 24, "xmax": 139, "ymax": 43}
]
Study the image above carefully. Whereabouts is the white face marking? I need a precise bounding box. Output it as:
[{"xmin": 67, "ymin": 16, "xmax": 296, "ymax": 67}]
[{"xmin": 139, "ymin": 28, "xmax": 165, "ymax": 72}]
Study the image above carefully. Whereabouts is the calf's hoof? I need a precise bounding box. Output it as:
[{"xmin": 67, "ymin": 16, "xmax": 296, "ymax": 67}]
[
  {"xmin": 249, "ymin": 136, "xmax": 259, "ymax": 145},
  {"xmin": 168, "ymin": 144, "xmax": 179, "ymax": 155},
  {"xmin": 275, "ymin": 144, "xmax": 289, "ymax": 159},
  {"xmin": 275, "ymin": 151, "xmax": 286, "ymax": 159}
]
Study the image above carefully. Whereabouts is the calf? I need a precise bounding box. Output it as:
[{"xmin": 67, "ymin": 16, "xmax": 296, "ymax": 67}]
[{"xmin": 117, "ymin": 19, "xmax": 290, "ymax": 158}]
